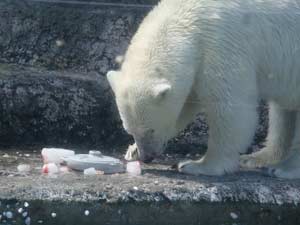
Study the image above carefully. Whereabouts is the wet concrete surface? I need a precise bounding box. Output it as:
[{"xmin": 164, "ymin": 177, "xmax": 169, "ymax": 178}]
[{"xmin": 1, "ymin": 150, "xmax": 300, "ymax": 206}]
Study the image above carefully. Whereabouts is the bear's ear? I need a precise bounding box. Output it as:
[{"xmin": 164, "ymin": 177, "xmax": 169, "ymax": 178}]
[
  {"xmin": 152, "ymin": 82, "xmax": 171, "ymax": 99},
  {"xmin": 107, "ymin": 70, "xmax": 120, "ymax": 93}
]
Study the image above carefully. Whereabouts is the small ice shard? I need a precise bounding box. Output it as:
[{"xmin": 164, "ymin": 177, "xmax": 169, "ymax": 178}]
[
  {"xmin": 133, "ymin": 186, "xmax": 139, "ymax": 191},
  {"xmin": 22, "ymin": 212, "xmax": 28, "ymax": 218},
  {"xmin": 230, "ymin": 212, "xmax": 238, "ymax": 220},
  {"xmin": 25, "ymin": 216, "xmax": 31, "ymax": 225},
  {"xmin": 5, "ymin": 211, "xmax": 13, "ymax": 219},
  {"xmin": 17, "ymin": 164, "xmax": 31, "ymax": 173},
  {"xmin": 24, "ymin": 202, "xmax": 29, "ymax": 208},
  {"xmin": 126, "ymin": 161, "xmax": 142, "ymax": 176},
  {"xmin": 83, "ymin": 168, "xmax": 104, "ymax": 176},
  {"xmin": 84, "ymin": 210, "xmax": 90, "ymax": 216},
  {"xmin": 18, "ymin": 208, "xmax": 23, "ymax": 213},
  {"xmin": 84, "ymin": 168, "xmax": 97, "ymax": 175},
  {"xmin": 51, "ymin": 212, "xmax": 57, "ymax": 218},
  {"xmin": 59, "ymin": 166, "xmax": 69, "ymax": 173},
  {"xmin": 55, "ymin": 39, "xmax": 65, "ymax": 47},
  {"xmin": 42, "ymin": 163, "xmax": 59, "ymax": 174},
  {"xmin": 41, "ymin": 148, "xmax": 75, "ymax": 164}
]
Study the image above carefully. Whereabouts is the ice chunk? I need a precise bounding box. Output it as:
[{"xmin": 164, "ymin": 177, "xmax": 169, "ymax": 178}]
[
  {"xmin": 17, "ymin": 164, "xmax": 31, "ymax": 173},
  {"xmin": 230, "ymin": 212, "xmax": 238, "ymax": 220},
  {"xmin": 83, "ymin": 168, "xmax": 104, "ymax": 176},
  {"xmin": 25, "ymin": 217, "xmax": 31, "ymax": 225},
  {"xmin": 126, "ymin": 161, "xmax": 142, "ymax": 176},
  {"xmin": 83, "ymin": 168, "xmax": 97, "ymax": 175},
  {"xmin": 5, "ymin": 211, "xmax": 13, "ymax": 219},
  {"xmin": 51, "ymin": 212, "xmax": 57, "ymax": 218},
  {"xmin": 84, "ymin": 210, "xmax": 90, "ymax": 216},
  {"xmin": 59, "ymin": 166, "xmax": 69, "ymax": 173},
  {"xmin": 41, "ymin": 148, "xmax": 75, "ymax": 164},
  {"xmin": 42, "ymin": 163, "xmax": 59, "ymax": 174},
  {"xmin": 64, "ymin": 153, "xmax": 124, "ymax": 174}
]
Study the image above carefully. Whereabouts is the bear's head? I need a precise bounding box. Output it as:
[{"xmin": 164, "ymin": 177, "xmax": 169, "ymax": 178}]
[{"xmin": 107, "ymin": 69, "xmax": 183, "ymax": 163}]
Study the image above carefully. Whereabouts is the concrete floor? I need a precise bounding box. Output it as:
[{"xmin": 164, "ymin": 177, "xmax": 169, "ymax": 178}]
[{"xmin": 1, "ymin": 150, "xmax": 300, "ymax": 205}]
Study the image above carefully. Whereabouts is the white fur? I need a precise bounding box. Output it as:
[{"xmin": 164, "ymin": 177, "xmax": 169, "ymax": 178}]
[{"xmin": 107, "ymin": 0, "xmax": 300, "ymax": 178}]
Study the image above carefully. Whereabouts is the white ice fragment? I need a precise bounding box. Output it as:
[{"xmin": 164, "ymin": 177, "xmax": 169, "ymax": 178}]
[
  {"xmin": 230, "ymin": 212, "xmax": 238, "ymax": 220},
  {"xmin": 51, "ymin": 212, "xmax": 57, "ymax": 218},
  {"xmin": 17, "ymin": 164, "xmax": 31, "ymax": 173},
  {"xmin": 154, "ymin": 180, "xmax": 159, "ymax": 185},
  {"xmin": 126, "ymin": 161, "xmax": 142, "ymax": 176},
  {"xmin": 83, "ymin": 168, "xmax": 104, "ymax": 176},
  {"xmin": 59, "ymin": 166, "xmax": 69, "ymax": 173},
  {"xmin": 55, "ymin": 39, "xmax": 65, "ymax": 47},
  {"xmin": 83, "ymin": 168, "xmax": 98, "ymax": 176},
  {"xmin": 3, "ymin": 154, "xmax": 9, "ymax": 158},
  {"xmin": 24, "ymin": 202, "xmax": 29, "ymax": 208},
  {"xmin": 18, "ymin": 208, "xmax": 23, "ymax": 213},
  {"xmin": 22, "ymin": 212, "xmax": 28, "ymax": 218},
  {"xmin": 84, "ymin": 210, "xmax": 90, "ymax": 216},
  {"xmin": 37, "ymin": 220, "xmax": 43, "ymax": 224},
  {"xmin": 41, "ymin": 148, "xmax": 75, "ymax": 164},
  {"xmin": 25, "ymin": 216, "xmax": 31, "ymax": 225},
  {"xmin": 133, "ymin": 186, "xmax": 139, "ymax": 191},
  {"xmin": 42, "ymin": 163, "xmax": 59, "ymax": 174},
  {"xmin": 25, "ymin": 154, "xmax": 30, "ymax": 157},
  {"xmin": 6, "ymin": 211, "xmax": 13, "ymax": 219}
]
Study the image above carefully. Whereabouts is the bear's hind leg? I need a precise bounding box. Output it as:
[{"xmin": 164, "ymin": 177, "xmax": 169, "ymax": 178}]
[
  {"xmin": 266, "ymin": 111, "xmax": 300, "ymax": 179},
  {"xmin": 240, "ymin": 102, "xmax": 296, "ymax": 168}
]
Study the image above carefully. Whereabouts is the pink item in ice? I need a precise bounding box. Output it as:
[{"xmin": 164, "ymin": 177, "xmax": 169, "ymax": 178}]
[
  {"xmin": 41, "ymin": 148, "xmax": 75, "ymax": 164},
  {"xmin": 126, "ymin": 161, "xmax": 142, "ymax": 176}
]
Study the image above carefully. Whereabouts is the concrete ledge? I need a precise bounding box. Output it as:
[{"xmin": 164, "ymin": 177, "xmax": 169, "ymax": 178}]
[{"xmin": 1, "ymin": 150, "xmax": 300, "ymax": 205}]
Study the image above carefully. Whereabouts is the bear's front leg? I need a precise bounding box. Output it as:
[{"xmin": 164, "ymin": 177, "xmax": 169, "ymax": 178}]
[{"xmin": 179, "ymin": 102, "xmax": 258, "ymax": 176}]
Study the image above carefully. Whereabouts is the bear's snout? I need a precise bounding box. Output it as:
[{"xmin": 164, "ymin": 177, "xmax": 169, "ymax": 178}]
[{"xmin": 134, "ymin": 131, "xmax": 163, "ymax": 163}]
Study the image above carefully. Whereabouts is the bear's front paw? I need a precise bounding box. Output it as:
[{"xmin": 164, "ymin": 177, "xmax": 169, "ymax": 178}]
[
  {"xmin": 240, "ymin": 148, "xmax": 281, "ymax": 169},
  {"xmin": 240, "ymin": 154, "xmax": 268, "ymax": 169},
  {"xmin": 262, "ymin": 151, "xmax": 300, "ymax": 179},
  {"xmin": 178, "ymin": 159, "xmax": 226, "ymax": 176}
]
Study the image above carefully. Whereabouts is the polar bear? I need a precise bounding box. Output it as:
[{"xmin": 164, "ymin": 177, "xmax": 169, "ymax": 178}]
[{"xmin": 107, "ymin": 0, "xmax": 300, "ymax": 179}]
